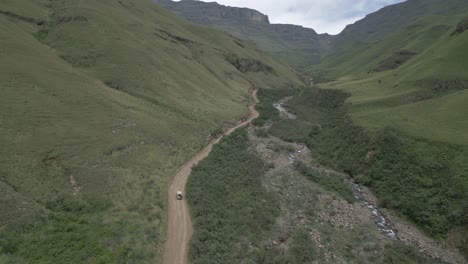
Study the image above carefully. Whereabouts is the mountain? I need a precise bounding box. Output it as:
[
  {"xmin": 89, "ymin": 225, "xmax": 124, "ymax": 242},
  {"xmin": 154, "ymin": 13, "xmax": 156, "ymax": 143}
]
[
  {"xmin": 0, "ymin": 0, "xmax": 302, "ymax": 262},
  {"xmin": 334, "ymin": 0, "xmax": 468, "ymax": 49},
  {"xmin": 154, "ymin": 0, "xmax": 334, "ymax": 70}
]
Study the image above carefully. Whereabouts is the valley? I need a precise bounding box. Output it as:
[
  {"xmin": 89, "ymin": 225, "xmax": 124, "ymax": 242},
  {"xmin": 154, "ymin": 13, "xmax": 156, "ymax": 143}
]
[{"xmin": 0, "ymin": 0, "xmax": 467, "ymax": 263}]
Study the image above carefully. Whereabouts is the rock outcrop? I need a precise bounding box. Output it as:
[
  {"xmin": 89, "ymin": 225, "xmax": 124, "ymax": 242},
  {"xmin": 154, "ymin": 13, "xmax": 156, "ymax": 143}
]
[{"xmin": 451, "ymin": 16, "xmax": 468, "ymax": 36}]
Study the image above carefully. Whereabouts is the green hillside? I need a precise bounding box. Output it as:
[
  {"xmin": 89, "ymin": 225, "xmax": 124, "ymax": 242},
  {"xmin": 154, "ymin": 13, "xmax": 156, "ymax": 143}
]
[
  {"xmin": 0, "ymin": 0, "xmax": 302, "ymax": 262},
  {"xmin": 334, "ymin": 0, "xmax": 468, "ymax": 49},
  {"xmin": 311, "ymin": 15, "xmax": 459, "ymax": 78},
  {"xmin": 314, "ymin": 13, "xmax": 468, "ymax": 145}
]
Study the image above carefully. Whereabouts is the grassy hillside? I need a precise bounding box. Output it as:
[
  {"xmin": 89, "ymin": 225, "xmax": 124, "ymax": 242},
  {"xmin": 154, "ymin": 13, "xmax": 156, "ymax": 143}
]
[
  {"xmin": 334, "ymin": 0, "xmax": 468, "ymax": 49},
  {"xmin": 154, "ymin": 0, "xmax": 334, "ymax": 70},
  {"xmin": 314, "ymin": 13, "xmax": 468, "ymax": 146},
  {"xmin": 0, "ymin": 0, "xmax": 302, "ymax": 262},
  {"xmin": 311, "ymin": 15, "xmax": 460, "ymax": 79}
]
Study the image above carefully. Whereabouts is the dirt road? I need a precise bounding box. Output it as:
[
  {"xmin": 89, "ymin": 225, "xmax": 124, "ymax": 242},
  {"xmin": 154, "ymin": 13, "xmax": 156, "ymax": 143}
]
[{"xmin": 162, "ymin": 87, "xmax": 259, "ymax": 264}]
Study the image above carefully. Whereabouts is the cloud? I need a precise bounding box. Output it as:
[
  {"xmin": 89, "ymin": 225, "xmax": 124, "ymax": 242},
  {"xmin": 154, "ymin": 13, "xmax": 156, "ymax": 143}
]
[{"xmin": 188, "ymin": 0, "xmax": 406, "ymax": 34}]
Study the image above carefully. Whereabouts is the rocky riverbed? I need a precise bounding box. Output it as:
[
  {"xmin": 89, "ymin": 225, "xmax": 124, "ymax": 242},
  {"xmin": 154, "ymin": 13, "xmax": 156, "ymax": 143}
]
[
  {"xmin": 268, "ymin": 100, "xmax": 466, "ymax": 263},
  {"xmin": 351, "ymin": 182, "xmax": 398, "ymax": 240},
  {"xmin": 273, "ymin": 97, "xmax": 296, "ymax": 119}
]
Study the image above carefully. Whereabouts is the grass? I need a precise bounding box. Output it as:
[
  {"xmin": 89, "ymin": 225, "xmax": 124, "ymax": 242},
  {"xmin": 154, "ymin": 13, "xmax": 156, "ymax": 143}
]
[
  {"xmin": 352, "ymin": 89, "xmax": 468, "ymax": 146},
  {"xmin": 310, "ymin": 15, "xmax": 464, "ymax": 79},
  {"xmin": 309, "ymin": 14, "xmax": 468, "ymax": 147},
  {"xmin": 362, "ymin": 128, "xmax": 468, "ymax": 237},
  {"xmin": 333, "ymin": 0, "xmax": 468, "ymax": 49},
  {"xmin": 295, "ymin": 162, "xmax": 355, "ymax": 203},
  {"xmin": 0, "ymin": 0, "xmax": 302, "ymax": 262}
]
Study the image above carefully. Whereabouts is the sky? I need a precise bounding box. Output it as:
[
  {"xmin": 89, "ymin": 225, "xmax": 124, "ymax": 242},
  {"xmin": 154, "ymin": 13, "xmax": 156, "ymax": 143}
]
[{"xmin": 189, "ymin": 0, "xmax": 406, "ymax": 34}]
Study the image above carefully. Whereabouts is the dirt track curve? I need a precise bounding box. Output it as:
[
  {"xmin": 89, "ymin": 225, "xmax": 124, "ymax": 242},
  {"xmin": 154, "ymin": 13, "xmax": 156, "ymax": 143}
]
[{"xmin": 162, "ymin": 87, "xmax": 259, "ymax": 264}]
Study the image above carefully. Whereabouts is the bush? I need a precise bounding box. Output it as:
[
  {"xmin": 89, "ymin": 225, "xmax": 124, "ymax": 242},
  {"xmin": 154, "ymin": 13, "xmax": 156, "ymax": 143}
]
[
  {"xmin": 0, "ymin": 197, "xmax": 120, "ymax": 263},
  {"xmin": 187, "ymin": 129, "xmax": 281, "ymax": 263},
  {"xmin": 290, "ymin": 231, "xmax": 317, "ymax": 263},
  {"xmin": 295, "ymin": 162, "xmax": 355, "ymax": 203}
]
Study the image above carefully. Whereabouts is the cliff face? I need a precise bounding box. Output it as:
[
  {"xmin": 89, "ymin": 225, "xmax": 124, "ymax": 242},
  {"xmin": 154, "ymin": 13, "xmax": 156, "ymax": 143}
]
[
  {"xmin": 154, "ymin": 0, "xmax": 333, "ymax": 70},
  {"xmin": 211, "ymin": 4, "xmax": 270, "ymax": 24}
]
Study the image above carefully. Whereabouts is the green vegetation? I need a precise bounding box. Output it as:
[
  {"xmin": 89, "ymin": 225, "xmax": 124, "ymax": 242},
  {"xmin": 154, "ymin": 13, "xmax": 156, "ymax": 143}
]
[
  {"xmin": 252, "ymin": 88, "xmax": 291, "ymax": 127},
  {"xmin": 258, "ymin": 87, "xmax": 467, "ymax": 241},
  {"xmin": 309, "ymin": 15, "xmax": 465, "ymax": 79},
  {"xmin": 188, "ymin": 129, "xmax": 343, "ymax": 263},
  {"xmin": 295, "ymin": 162, "xmax": 355, "ymax": 203},
  {"xmin": 0, "ymin": 0, "xmax": 302, "ymax": 262},
  {"xmin": 364, "ymin": 128, "xmax": 468, "ymax": 236},
  {"xmin": 264, "ymin": 88, "xmax": 370, "ymax": 176},
  {"xmin": 375, "ymin": 243, "xmax": 430, "ymax": 264},
  {"xmin": 333, "ymin": 0, "xmax": 468, "ymax": 48},
  {"xmin": 288, "ymin": 231, "xmax": 317, "ymax": 263},
  {"xmin": 248, "ymin": 91, "xmax": 437, "ymax": 263},
  {"xmin": 0, "ymin": 197, "xmax": 125, "ymax": 263},
  {"xmin": 307, "ymin": 13, "xmax": 468, "ymax": 147},
  {"xmin": 2, "ymin": 0, "xmax": 468, "ymax": 261},
  {"xmin": 188, "ymin": 129, "xmax": 281, "ymax": 263},
  {"xmin": 225, "ymin": 53, "xmax": 274, "ymax": 73}
]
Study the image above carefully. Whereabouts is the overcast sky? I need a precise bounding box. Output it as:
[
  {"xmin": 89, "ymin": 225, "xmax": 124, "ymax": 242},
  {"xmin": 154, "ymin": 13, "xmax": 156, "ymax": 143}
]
[{"xmin": 185, "ymin": 0, "xmax": 406, "ymax": 34}]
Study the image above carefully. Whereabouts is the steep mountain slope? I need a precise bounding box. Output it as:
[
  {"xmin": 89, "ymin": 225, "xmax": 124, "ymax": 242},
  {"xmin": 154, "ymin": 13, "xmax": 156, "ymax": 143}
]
[
  {"xmin": 334, "ymin": 0, "xmax": 468, "ymax": 49},
  {"xmin": 313, "ymin": 13, "xmax": 468, "ymax": 145},
  {"xmin": 0, "ymin": 0, "xmax": 302, "ymax": 262},
  {"xmin": 154, "ymin": 0, "xmax": 334, "ymax": 70}
]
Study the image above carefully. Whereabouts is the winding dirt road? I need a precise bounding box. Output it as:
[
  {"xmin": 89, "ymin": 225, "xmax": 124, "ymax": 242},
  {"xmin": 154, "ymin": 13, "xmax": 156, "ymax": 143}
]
[{"xmin": 162, "ymin": 87, "xmax": 259, "ymax": 264}]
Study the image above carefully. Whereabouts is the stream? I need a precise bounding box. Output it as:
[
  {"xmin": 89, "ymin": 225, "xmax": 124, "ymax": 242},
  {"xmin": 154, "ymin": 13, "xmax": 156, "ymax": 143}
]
[
  {"xmin": 273, "ymin": 97, "xmax": 399, "ymax": 241},
  {"xmin": 351, "ymin": 183, "xmax": 398, "ymax": 240},
  {"xmin": 273, "ymin": 97, "xmax": 296, "ymax": 119}
]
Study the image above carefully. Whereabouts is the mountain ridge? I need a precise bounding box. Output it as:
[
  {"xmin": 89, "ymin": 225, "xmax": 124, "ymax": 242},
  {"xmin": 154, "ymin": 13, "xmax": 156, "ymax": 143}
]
[
  {"xmin": 335, "ymin": 0, "xmax": 468, "ymax": 49},
  {"xmin": 154, "ymin": 0, "xmax": 334, "ymax": 70}
]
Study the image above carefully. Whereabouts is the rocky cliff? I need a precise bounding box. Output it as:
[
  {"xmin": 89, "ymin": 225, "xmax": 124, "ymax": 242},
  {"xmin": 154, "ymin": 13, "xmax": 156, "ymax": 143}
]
[{"xmin": 155, "ymin": 0, "xmax": 270, "ymax": 25}]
